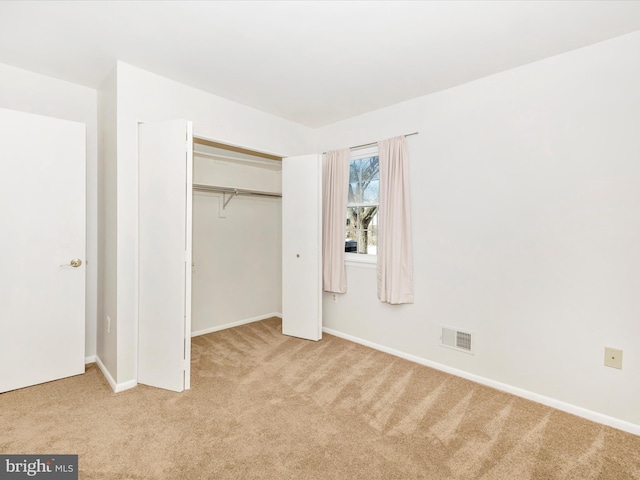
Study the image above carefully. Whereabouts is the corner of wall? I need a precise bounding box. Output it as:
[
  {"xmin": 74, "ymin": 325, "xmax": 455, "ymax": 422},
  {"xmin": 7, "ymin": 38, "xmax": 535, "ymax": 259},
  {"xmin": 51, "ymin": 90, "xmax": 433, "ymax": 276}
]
[{"xmin": 96, "ymin": 64, "xmax": 119, "ymax": 383}]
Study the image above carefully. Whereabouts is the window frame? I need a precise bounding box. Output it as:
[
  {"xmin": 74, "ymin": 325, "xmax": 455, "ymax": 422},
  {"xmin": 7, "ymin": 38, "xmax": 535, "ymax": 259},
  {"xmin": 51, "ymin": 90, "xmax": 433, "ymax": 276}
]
[{"xmin": 344, "ymin": 145, "xmax": 379, "ymax": 264}]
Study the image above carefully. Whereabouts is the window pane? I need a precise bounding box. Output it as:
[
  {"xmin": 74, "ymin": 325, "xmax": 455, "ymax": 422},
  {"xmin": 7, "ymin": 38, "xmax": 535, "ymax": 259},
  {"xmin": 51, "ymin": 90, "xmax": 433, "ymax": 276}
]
[
  {"xmin": 357, "ymin": 229, "xmax": 370, "ymax": 254},
  {"xmin": 360, "ymin": 206, "xmax": 377, "ymax": 229},
  {"xmin": 362, "ymin": 179, "xmax": 379, "ymax": 203},
  {"xmin": 361, "ymin": 157, "xmax": 379, "ymax": 180},
  {"xmin": 345, "ymin": 229, "xmax": 358, "ymax": 252},
  {"xmin": 366, "ymin": 227, "xmax": 377, "ymax": 255},
  {"xmin": 348, "ymin": 182, "xmax": 361, "ymax": 204},
  {"xmin": 346, "ymin": 207, "xmax": 359, "ymax": 229},
  {"xmin": 349, "ymin": 159, "xmax": 360, "ymax": 183}
]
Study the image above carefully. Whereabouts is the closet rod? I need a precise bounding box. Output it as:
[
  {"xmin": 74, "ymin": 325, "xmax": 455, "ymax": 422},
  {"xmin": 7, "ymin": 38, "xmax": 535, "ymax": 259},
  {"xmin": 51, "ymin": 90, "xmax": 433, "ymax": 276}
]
[{"xmin": 193, "ymin": 183, "xmax": 282, "ymax": 199}]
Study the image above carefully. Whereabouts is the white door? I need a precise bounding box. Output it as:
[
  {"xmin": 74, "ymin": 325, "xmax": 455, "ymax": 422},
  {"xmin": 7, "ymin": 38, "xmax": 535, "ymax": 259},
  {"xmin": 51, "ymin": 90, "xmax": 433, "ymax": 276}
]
[
  {"xmin": 282, "ymin": 154, "xmax": 322, "ymax": 341},
  {"xmin": 0, "ymin": 108, "xmax": 85, "ymax": 393},
  {"xmin": 138, "ymin": 120, "xmax": 192, "ymax": 392}
]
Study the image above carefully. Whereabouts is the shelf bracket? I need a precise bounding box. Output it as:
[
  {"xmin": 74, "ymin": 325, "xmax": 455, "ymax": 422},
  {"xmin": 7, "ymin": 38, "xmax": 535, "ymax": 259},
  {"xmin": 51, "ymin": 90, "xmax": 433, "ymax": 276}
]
[{"xmin": 222, "ymin": 190, "xmax": 238, "ymax": 209}]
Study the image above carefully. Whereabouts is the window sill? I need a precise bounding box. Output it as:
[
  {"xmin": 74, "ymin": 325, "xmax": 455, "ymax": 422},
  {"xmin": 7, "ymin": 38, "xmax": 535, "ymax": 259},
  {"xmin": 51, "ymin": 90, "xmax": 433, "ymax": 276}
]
[{"xmin": 345, "ymin": 253, "xmax": 377, "ymax": 269}]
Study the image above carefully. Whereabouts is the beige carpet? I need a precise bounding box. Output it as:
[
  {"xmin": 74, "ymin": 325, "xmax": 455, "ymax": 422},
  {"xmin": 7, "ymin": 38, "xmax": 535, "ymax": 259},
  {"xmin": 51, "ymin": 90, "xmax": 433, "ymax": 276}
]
[{"xmin": 1, "ymin": 317, "xmax": 639, "ymax": 479}]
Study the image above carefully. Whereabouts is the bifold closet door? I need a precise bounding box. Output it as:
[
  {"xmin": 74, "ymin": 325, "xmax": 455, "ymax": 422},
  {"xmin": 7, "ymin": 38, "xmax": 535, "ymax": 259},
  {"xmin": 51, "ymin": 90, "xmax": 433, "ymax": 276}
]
[
  {"xmin": 138, "ymin": 120, "xmax": 193, "ymax": 392},
  {"xmin": 282, "ymin": 154, "xmax": 322, "ymax": 341},
  {"xmin": 0, "ymin": 107, "xmax": 85, "ymax": 393}
]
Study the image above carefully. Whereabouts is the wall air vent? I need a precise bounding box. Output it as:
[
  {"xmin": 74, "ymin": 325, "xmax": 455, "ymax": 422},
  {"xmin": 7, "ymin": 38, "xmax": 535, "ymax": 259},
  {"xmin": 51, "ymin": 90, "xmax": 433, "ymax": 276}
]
[{"xmin": 440, "ymin": 326, "xmax": 474, "ymax": 354}]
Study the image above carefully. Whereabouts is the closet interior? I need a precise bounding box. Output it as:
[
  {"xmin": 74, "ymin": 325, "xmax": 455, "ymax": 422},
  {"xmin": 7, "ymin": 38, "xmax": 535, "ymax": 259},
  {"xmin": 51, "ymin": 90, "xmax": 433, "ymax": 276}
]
[{"xmin": 191, "ymin": 138, "xmax": 283, "ymax": 337}]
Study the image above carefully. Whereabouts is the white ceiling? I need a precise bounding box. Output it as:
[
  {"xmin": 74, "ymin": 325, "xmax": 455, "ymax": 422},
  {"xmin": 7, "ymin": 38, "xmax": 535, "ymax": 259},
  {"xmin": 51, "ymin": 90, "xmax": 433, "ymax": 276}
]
[{"xmin": 1, "ymin": 1, "xmax": 640, "ymax": 127}]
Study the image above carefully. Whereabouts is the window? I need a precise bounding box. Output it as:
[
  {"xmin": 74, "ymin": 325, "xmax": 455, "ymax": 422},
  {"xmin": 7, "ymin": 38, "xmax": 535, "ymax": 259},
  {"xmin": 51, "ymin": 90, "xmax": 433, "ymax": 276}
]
[{"xmin": 345, "ymin": 146, "xmax": 379, "ymax": 256}]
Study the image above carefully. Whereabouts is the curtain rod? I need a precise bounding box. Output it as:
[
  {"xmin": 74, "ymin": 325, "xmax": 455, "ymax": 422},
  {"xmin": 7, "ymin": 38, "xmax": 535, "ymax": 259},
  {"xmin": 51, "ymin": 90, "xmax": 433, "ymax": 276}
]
[{"xmin": 323, "ymin": 132, "xmax": 418, "ymax": 154}]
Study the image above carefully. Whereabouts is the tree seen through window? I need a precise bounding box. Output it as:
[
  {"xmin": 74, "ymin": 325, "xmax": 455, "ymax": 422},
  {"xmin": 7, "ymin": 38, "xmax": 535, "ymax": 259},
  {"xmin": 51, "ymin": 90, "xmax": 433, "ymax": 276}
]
[{"xmin": 346, "ymin": 155, "xmax": 379, "ymax": 255}]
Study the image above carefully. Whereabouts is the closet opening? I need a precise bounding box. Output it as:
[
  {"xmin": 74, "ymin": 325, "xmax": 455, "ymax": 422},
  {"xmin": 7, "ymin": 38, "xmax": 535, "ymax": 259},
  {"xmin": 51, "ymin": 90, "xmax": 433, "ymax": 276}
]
[
  {"xmin": 190, "ymin": 136, "xmax": 284, "ymax": 339},
  {"xmin": 139, "ymin": 124, "xmax": 318, "ymax": 393}
]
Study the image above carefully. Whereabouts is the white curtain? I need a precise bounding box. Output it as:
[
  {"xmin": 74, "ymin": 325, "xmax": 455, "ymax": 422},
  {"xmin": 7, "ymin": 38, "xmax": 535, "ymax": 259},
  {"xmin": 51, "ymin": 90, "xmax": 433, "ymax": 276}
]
[
  {"xmin": 322, "ymin": 148, "xmax": 350, "ymax": 293},
  {"xmin": 377, "ymin": 136, "xmax": 414, "ymax": 304}
]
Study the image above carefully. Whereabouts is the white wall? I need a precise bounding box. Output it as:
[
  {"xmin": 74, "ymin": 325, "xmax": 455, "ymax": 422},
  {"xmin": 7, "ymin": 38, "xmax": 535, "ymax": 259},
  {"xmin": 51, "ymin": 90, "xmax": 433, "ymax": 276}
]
[
  {"xmin": 0, "ymin": 63, "xmax": 98, "ymax": 361},
  {"xmin": 96, "ymin": 66, "xmax": 117, "ymax": 376},
  {"xmin": 316, "ymin": 31, "xmax": 640, "ymax": 430},
  {"xmin": 192, "ymin": 157, "xmax": 282, "ymax": 334},
  {"xmin": 5, "ymin": 28, "xmax": 639, "ymax": 432},
  {"xmin": 194, "ymin": 156, "xmax": 282, "ymax": 193},
  {"xmin": 108, "ymin": 62, "xmax": 314, "ymax": 386}
]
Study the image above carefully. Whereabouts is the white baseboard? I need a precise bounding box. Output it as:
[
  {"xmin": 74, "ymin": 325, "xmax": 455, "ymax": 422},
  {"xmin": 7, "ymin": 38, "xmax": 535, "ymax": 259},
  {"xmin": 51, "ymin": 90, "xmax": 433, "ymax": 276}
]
[
  {"xmin": 323, "ymin": 326, "xmax": 640, "ymax": 437},
  {"xmin": 191, "ymin": 312, "xmax": 282, "ymax": 337},
  {"xmin": 84, "ymin": 355, "xmax": 96, "ymax": 364},
  {"xmin": 95, "ymin": 356, "xmax": 137, "ymax": 393},
  {"xmin": 114, "ymin": 379, "xmax": 137, "ymax": 393}
]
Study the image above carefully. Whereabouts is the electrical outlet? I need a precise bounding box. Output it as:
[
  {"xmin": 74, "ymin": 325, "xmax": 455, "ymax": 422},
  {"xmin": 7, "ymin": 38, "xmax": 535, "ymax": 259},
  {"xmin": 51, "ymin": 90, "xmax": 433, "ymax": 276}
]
[
  {"xmin": 604, "ymin": 347, "xmax": 622, "ymax": 369},
  {"xmin": 332, "ymin": 294, "xmax": 338, "ymax": 303},
  {"xmin": 106, "ymin": 315, "xmax": 111, "ymax": 334}
]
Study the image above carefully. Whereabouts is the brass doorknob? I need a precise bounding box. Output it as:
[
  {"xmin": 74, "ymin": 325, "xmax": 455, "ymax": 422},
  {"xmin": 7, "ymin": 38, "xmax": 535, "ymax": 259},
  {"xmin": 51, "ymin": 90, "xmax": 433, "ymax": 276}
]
[{"xmin": 60, "ymin": 259, "xmax": 83, "ymax": 268}]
